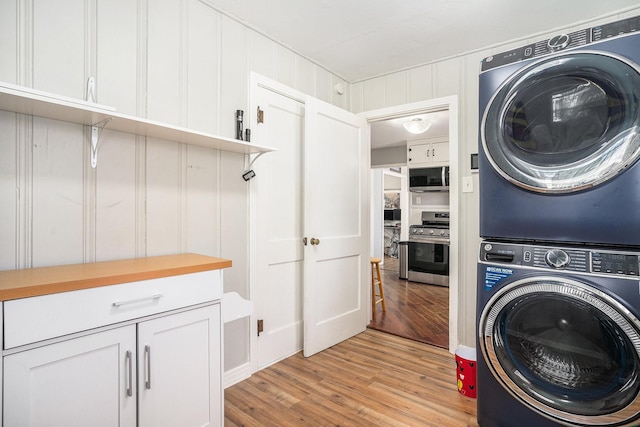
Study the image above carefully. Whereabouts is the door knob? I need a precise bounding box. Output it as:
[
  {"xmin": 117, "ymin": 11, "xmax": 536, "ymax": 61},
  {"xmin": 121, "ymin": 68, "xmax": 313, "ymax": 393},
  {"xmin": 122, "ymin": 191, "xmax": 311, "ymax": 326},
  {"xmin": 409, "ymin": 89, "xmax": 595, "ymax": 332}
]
[{"xmin": 310, "ymin": 237, "xmax": 320, "ymax": 246}]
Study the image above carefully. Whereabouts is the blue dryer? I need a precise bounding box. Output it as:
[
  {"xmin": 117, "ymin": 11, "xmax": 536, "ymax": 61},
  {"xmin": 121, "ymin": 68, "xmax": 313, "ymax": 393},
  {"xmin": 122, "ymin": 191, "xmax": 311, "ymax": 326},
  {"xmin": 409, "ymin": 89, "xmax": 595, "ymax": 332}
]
[
  {"xmin": 479, "ymin": 16, "xmax": 640, "ymax": 247},
  {"xmin": 477, "ymin": 240, "xmax": 640, "ymax": 427}
]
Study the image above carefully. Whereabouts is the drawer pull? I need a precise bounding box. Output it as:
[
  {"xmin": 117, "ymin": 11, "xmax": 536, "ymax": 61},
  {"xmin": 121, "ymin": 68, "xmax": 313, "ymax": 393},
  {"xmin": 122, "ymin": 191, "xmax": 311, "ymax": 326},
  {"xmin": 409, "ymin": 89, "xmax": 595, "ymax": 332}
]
[
  {"xmin": 125, "ymin": 350, "xmax": 133, "ymax": 397},
  {"xmin": 145, "ymin": 345, "xmax": 152, "ymax": 389},
  {"xmin": 112, "ymin": 294, "xmax": 163, "ymax": 308}
]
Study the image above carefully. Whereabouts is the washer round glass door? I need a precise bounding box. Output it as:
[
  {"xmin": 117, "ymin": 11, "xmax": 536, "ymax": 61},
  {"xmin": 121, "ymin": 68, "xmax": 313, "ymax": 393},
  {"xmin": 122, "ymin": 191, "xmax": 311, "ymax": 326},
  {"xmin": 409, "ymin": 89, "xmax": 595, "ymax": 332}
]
[
  {"xmin": 479, "ymin": 277, "xmax": 640, "ymax": 426},
  {"xmin": 482, "ymin": 51, "xmax": 640, "ymax": 193}
]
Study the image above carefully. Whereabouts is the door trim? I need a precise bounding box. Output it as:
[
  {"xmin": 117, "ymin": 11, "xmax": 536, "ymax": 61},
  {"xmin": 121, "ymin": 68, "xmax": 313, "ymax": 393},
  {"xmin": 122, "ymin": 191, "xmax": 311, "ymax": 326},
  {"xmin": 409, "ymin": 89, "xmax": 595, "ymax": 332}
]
[{"xmin": 359, "ymin": 96, "xmax": 459, "ymax": 353}]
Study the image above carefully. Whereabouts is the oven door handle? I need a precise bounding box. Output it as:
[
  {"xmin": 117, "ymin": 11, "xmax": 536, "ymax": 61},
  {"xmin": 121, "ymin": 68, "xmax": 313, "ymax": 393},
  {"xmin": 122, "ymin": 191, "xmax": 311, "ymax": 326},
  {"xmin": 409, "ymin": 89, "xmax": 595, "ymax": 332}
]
[{"xmin": 410, "ymin": 238, "xmax": 450, "ymax": 245}]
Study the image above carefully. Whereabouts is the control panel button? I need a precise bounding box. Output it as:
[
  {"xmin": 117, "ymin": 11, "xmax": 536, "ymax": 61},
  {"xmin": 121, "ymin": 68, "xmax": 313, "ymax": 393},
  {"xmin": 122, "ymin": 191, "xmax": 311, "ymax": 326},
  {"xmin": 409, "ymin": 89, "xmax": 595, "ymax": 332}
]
[
  {"xmin": 545, "ymin": 249, "xmax": 570, "ymax": 269},
  {"xmin": 548, "ymin": 34, "xmax": 570, "ymax": 51}
]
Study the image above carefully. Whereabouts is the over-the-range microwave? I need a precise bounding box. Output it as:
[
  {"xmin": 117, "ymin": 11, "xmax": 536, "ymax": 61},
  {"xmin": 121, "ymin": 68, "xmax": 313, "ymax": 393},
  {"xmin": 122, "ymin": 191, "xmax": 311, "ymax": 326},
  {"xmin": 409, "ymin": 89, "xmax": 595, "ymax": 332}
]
[{"xmin": 409, "ymin": 166, "xmax": 449, "ymax": 192}]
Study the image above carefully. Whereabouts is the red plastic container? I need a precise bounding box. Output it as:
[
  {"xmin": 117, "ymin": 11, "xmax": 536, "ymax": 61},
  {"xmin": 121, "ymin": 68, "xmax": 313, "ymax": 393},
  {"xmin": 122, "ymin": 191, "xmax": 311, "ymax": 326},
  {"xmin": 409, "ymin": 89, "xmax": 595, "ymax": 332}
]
[{"xmin": 455, "ymin": 346, "xmax": 477, "ymax": 398}]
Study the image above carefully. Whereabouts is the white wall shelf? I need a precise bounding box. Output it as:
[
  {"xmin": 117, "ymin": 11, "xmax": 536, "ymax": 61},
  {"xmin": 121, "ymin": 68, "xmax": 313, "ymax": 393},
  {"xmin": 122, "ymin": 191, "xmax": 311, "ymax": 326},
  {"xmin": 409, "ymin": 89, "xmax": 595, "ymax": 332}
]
[{"xmin": 0, "ymin": 81, "xmax": 275, "ymax": 159}]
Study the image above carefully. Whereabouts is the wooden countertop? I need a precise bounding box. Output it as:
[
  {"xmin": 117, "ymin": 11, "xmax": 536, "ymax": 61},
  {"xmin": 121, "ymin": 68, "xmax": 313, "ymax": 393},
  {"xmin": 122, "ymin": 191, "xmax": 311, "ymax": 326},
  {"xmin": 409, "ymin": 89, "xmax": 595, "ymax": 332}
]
[{"xmin": 0, "ymin": 253, "xmax": 232, "ymax": 301}]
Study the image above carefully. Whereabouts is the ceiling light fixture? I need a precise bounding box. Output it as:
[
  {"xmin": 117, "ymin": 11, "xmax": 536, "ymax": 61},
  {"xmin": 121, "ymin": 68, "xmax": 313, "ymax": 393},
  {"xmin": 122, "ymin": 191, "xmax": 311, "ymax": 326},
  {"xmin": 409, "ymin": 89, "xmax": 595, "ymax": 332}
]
[{"xmin": 403, "ymin": 118, "xmax": 431, "ymax": 135}]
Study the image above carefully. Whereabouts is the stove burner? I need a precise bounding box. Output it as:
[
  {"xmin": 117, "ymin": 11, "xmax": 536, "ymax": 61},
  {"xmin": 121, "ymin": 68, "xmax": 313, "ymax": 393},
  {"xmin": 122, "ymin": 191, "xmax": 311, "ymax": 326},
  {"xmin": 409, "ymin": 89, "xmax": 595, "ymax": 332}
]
[
  {"xmin": 410, "ymin": 224, "xmax": 449, "ymax": 229},
  {"xmin": 408, "ymin": 211, "xmax": 450, "ymax": 241}
]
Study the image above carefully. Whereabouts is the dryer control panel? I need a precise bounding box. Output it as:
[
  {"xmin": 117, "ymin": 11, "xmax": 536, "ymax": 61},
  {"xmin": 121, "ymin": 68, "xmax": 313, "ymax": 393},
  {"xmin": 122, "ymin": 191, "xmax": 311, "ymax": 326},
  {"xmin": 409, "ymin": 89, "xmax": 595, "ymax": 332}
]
[
  {"xmin": 480, "ymin": 242, "xmax": 640, "ymax": 277},
  {"xmin": 480, "ymin": 15, "xmax": 640, "ymax": 71}
]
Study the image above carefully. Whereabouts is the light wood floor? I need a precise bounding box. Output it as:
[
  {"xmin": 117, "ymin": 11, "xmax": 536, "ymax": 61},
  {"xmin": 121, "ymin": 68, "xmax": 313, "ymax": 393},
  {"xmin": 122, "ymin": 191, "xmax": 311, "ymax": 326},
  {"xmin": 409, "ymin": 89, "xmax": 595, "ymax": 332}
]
[
  {"xmin": 369, "ymin": 255, "xmax": 449, "ymax": 348},
  {"xmin": 225, "ymin": 329, "xmax": 479, "ymax": 426}
]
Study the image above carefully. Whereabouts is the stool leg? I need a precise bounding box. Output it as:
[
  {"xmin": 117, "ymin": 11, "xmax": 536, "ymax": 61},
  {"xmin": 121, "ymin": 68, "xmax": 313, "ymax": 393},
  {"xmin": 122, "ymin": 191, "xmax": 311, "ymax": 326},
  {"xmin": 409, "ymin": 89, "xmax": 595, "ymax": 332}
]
[
  {"xmin": 376, "ymin": 261, "xmax": 386, "ymax": 312},
  {"xmin": 371, "ymin": 262, "xmax": 376, "ymax": 320}
]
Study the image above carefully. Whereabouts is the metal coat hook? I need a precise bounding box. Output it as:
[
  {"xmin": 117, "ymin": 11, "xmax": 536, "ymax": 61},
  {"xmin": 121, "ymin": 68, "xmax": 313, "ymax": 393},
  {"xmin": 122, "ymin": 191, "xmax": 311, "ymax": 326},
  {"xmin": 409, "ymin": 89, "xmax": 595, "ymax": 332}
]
[{"xmin": 86, "ymin": 77, "xmax": 96, "ymax": 103}]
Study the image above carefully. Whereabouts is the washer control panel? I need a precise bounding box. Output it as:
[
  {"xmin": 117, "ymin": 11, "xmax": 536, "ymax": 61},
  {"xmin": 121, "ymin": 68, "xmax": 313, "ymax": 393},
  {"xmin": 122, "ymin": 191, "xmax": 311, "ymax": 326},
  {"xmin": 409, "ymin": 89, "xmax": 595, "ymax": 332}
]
[
  {"xmin": 592, "ymin": 252, "xmax": 639, "ymax": 276},
  {"xmin": 480, "ymin": 242, "xmax": 640, "ymax": 277}
]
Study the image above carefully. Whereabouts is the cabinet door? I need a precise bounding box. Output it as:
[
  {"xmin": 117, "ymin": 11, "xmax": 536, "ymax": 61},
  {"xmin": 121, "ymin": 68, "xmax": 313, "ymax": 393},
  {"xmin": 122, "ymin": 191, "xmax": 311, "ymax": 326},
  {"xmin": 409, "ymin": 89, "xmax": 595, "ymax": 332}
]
[
  {"xmin": 431, "ymin": 141, "xmax": 449, "ymax": 165},
  {"xmin": 137, "ymin": 304, "xmax": 221, "ymax": 427},
  {"xmin": 408, "ymin": 141, "xmax": 450, "ymax": 167},
  {"xmin": 4, "ymin": 326, "xmax": 137, "ymax": 427},
  {"xmin": 407, "ymin": 143, "xmax": 430, "ymax": 166}
]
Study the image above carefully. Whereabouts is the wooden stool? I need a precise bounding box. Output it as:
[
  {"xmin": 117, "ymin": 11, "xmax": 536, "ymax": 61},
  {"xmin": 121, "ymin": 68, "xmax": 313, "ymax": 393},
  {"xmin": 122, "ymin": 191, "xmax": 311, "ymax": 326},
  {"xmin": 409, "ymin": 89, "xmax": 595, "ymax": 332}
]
[{"xmin": 370, "ymin": 257, "xmax": 386, "ymax": 320}]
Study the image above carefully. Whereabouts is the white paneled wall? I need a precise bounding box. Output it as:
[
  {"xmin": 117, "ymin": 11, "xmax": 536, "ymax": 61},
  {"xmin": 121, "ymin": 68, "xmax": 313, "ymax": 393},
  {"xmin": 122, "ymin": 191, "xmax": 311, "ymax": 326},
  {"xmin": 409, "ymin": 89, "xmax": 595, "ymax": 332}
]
[
  {"xmin": 31, "ymin": 119, "xmax": 85, "ymax": 266},
  {"xmin": 351, "ymin": 6, "xmax": 640, "ymax": 347},
  {"xmin": 0, "ymin": 0, "xmax": 348, "ymax": 374},
  {"xmin": 96, "ymin": 0, "xmax": 139, "ymax": 114},
  {"xmin": 0, "ymin": 112, "xmax": 17, "ymax": 266},
  {"xmin": 95, "ymin": 131, "xmax": 139, "ymax": 262}
]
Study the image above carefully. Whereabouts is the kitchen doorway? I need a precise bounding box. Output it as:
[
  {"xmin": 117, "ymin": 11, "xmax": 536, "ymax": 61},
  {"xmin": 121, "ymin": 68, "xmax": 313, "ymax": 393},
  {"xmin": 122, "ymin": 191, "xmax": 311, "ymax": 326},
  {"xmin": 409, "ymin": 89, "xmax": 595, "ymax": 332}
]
[
  {"xmin": 364, "ymin": 97, "xmax": 457, "ymax": 351},
  {"xmin": 369, "ymin": 255, "xmax": 449, "ymax": 348}
]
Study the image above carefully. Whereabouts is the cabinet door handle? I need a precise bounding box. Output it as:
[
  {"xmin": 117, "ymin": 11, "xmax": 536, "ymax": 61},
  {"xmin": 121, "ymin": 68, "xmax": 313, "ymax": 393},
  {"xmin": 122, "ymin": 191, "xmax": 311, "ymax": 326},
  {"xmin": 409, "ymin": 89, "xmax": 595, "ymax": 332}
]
[
  {"xmin": 145, "ymin": 345, "xmax": 152, "ymax": 389},
  {"xmin": 125, "ymin": 350, "xmax": 133, "ymax": 397},
  {"xmin": 112, "ymin": 294, "xmax": 163, "ymax": 308}
]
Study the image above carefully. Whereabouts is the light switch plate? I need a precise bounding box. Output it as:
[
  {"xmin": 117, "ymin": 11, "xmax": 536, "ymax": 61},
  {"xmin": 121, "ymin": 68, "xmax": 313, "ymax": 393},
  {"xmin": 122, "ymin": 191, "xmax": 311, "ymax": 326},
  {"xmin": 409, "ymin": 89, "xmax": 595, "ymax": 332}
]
[{"xmin": 462, "ymin": 176, "xmax": 474, "ymax": 193}]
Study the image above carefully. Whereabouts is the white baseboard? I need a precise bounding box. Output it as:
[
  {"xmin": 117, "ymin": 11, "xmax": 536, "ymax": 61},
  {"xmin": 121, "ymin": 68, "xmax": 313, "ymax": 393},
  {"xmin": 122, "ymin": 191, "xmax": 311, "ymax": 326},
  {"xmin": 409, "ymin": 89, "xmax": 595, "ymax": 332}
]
[{"xmin": 224, "ymin": 362, "xmax": 252, "ymax": 389}]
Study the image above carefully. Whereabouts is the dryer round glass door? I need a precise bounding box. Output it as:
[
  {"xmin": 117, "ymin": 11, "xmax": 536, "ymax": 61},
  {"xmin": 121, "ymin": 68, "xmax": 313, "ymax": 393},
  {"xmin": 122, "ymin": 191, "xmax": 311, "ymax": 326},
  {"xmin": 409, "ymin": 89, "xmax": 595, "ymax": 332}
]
[
  {"xmin": 479, "ymin": 277, "xmax": 640, "ymax": 426},
  {"xmin": 482, "ymin": 51, "xmax": 640, "ymax": 193}
]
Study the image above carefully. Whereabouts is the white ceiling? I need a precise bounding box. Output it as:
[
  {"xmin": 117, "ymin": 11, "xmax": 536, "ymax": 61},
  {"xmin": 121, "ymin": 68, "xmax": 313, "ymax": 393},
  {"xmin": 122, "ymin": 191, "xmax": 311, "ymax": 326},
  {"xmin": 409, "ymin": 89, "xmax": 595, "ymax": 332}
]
[
  {"xmin": 370, "ymin": 110, "xmax": 449, "ymax": 149},
  {"xmin": 202, "ymin": 0, "xmax": 639, "ymax": 83},
  {"xmin": 202, "ymin": 1, "xmax": 639, "ymax": 149}
]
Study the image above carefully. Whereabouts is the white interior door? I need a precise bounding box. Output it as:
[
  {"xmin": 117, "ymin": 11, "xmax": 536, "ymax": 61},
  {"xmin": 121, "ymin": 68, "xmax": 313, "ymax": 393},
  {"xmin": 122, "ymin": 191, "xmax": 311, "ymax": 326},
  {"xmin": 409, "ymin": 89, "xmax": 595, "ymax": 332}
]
[
  {"xmin": 303, "ymin": 97, "xmax": 370, "ymax": 357},
  {"xmin": 253, "ymin": 82, "xmax": 305, "ymax": 369}
]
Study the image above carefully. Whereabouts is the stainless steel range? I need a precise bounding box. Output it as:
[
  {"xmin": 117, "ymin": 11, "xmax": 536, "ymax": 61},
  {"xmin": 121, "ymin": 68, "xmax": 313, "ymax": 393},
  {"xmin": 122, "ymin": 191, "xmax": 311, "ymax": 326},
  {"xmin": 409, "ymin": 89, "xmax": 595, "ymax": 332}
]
[{"xmin": 407, "ymin": 211, "xmax": 450, "ymax": 286}]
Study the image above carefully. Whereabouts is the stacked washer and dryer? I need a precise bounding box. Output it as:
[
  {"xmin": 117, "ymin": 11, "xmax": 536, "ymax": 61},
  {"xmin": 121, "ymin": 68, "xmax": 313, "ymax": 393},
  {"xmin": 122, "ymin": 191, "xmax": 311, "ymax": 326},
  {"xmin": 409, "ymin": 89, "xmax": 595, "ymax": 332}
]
[{"xmin": 477, "ymin": 16, "xmax": 640, "ymax": 427}]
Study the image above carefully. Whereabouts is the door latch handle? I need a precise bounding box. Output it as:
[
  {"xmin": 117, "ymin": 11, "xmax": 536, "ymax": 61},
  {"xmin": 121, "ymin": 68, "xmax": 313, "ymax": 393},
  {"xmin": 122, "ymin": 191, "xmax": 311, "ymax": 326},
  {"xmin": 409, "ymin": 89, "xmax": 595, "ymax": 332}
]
[
  {"xmin": 303, "ymin": 237, "xmax": 308, "ymax": 246},
  {"xmin": 310, "ymin": 237, "xmax": 320, "ymax": 246}
]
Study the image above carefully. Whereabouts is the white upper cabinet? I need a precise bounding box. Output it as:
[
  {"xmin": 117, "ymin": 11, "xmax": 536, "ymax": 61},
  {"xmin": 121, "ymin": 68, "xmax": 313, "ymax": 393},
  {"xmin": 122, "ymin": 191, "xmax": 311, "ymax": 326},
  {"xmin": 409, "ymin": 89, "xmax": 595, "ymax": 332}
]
[{"xmin": 407, "ymin": 137, "xmax": 449, "ymax": 168}]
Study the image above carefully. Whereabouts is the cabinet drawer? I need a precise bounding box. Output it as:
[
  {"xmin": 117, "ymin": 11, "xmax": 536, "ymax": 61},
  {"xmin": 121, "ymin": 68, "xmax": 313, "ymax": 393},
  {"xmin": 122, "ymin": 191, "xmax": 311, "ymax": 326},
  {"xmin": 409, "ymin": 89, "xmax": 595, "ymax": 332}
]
[{"xmin": 4, "ymin": 270, "xmax": 222, "ymax": 349}]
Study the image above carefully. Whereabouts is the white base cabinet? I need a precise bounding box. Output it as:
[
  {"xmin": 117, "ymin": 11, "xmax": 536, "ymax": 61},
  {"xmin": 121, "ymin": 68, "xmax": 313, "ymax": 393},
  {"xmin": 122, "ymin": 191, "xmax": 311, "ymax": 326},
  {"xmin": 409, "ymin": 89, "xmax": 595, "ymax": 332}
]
[
  {"xmin": 0, "ymin": 257, "xmax": 228, "ymax": 427},
  {"xmin": 4, "ymin": 326, "xmax": 138, "ymax": 427},
  {"xmin": 138, "ymin": 305, "xmax": 221, "ymax": 427},
  {"xmin": 3, "ymin": 304, "xmax": 221, "ymax": 427}
]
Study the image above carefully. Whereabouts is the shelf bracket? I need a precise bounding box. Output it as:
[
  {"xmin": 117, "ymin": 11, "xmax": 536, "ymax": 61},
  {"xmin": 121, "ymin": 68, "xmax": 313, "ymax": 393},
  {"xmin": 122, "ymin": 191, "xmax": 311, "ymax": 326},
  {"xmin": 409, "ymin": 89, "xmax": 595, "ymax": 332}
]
[
  {"xmin": 90, "ymin": 118, "xmax": 113, "ymax": 168},
  {"xmin": 242, "ymin": 152, "xmax": 266, "ymax": 181},
  {"xmin": 248, "ymin": 151, "xmax": 266, "ymax": 169}
]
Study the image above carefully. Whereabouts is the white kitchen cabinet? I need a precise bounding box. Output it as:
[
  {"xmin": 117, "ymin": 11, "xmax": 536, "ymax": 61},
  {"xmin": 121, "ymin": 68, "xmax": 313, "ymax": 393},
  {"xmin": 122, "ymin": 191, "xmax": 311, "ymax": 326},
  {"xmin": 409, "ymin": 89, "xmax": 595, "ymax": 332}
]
[
  {"xmin": 407, "ymin": 138, "xmax": 449, "ymax": 168},
  {"xmin": 4, "ymin": 326, "xmax": 138, "ymax": 427},
  {"xmin": 0, "ymin": 254, "xmax": 229, "ymax": 427},
  {"xmin": 138, "ymin": 305, "xmax": 221, "ymax": 427},
  {"xmin": 4, "ymin": 305, "xmax": 221, "ymax": 427}
]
